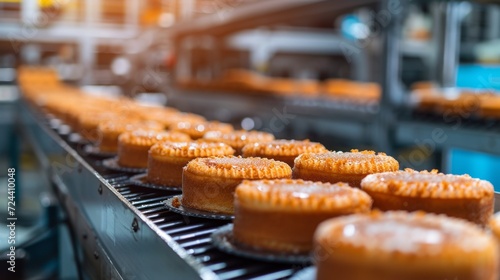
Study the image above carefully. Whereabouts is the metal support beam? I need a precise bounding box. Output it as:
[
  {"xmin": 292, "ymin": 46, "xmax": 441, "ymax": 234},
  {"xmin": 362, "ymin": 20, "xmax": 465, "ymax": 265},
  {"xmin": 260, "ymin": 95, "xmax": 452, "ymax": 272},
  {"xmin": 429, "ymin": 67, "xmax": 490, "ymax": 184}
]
[
  {"xmin": 436, "ymin": 2, "xmax": 462, "ymax": 87},
  {"xmin": 375, "ymin": 0, "xmax": 406, "ymax": 154}
]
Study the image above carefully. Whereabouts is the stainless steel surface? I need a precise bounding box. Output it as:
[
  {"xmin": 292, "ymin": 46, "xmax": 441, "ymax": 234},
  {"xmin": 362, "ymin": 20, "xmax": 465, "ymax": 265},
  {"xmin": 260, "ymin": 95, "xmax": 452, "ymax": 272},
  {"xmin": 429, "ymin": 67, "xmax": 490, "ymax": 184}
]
[
  {"xmin": 374, "ymin": 0, "xmax": 406, "ymax": 154},
  {"xmin": 20, "ymin": 100, "xmax": 306, "ymax": 279},
  {"xmin": 436, "ymin": 2, "xmax": 462, "ymax": 87}
]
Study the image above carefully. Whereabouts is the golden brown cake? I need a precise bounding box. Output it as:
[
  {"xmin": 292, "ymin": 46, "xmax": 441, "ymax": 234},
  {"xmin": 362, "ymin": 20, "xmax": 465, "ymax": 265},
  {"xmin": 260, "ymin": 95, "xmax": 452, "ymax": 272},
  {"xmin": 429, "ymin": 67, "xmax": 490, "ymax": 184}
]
[
  {"xmin": 293, "ymin": 150, "xmax": 399, "ymax": 188},
  {"xmin": 479, "ymin": 94, "xmax": 500, "ymax": 119},
  {"xmin": 241, "ymin": 139, "xmax": 327, "ymax": 167},
  {"xmin": 147, "ymin": 141, "xmax": 235, "ymax": 188},
  {"xmin": 117, "ymin": 130, "xmax": 190, "ymax": 168},
  {"xmin": 76, "ymin": 112, "xmax": 118, "ymax": 142},
  {"xmin": 203, "ymin": 130, "xmax": 275, "ymax": 155},
  {"xmin": 169, "ymin": 120, "xmax": 234, "ymax": 139},
  {"xmin": 233, "ymin": 179, "xmax": 372, "ymax": 254},
  {"xmin": 97, "ymin": 120, "xmax": 164, "ymax": 153},
  {"xmin": 361, "ymin": 169, "xmax": 495, "ymax": 226},
  {"xmin": 314, "ymin": 211, "xmax": 498, "ymax": 280},
  {"xmin": 143, "ymin": 111, "xmax": 206, "ymax": 127},
  {"xmin": 323, "ymin": 79, "xmax": 381, "ymax": 101},
  {"xmin": 182, "ymin": 156, "xmax": 292, "ymax": 214}
]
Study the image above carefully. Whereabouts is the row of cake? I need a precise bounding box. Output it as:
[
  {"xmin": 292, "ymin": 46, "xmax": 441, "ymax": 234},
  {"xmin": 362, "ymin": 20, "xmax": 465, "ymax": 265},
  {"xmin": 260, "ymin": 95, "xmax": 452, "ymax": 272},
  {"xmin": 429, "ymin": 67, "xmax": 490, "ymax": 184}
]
[
  {"xmin": 411, "ymin": 83, "xmax": 500, "ymax": 119},
  {"xmin": 180, "ymin": 68, "xmax": 381, "ymax": 101},
  {"xmin": 19, "ymin": 67, "xmax": 500, "ymax": 280}
]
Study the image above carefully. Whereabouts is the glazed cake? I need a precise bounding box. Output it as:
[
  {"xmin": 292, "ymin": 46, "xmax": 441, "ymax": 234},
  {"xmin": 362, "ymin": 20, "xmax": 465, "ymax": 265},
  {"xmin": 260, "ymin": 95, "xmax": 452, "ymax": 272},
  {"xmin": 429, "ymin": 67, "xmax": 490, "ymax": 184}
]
[
  {"xmin": 117, "ymin": 130, "xmax": 190, "ymax": 168},
  {"xmin": 97, "ymin": 120, "xmax": 164, "ymax": 153},
  {"xmin": 182, "ymin": 156, "xmax": 291, "ymax": 214},
  {"xmin": 361, "ymin": 169, "xmax": 495, "ymax": 226},
  {"xmin": 147, "ymin": 141, "xmax": 235, "ymax": 188},
  {"xmin": 170, "ymin": 120, "xmax": 234, "ymax": 140},
  {"xmin": 314, "ymin": 211, "xmax": 498, "ymax": 280},
  {"xmin": 233, "ymin": 179, "xmax": 372, "ymax": 253},
  {"xmin": 293, "ymin": 150, "xmax": 399, "ymax": 188},
  {"xmin": 241, "ymin": 139, "xmax": 327, "ymax": 167},
  {"xmin": 203, "ymin": 130, "xmax": 275, "ymax": 155}
]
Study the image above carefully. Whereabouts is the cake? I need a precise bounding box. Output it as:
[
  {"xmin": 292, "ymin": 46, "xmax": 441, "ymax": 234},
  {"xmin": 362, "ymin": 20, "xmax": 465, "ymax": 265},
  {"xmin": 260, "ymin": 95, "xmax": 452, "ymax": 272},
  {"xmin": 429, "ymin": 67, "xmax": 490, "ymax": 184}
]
[
  {"xmin": 97, "ymin": 120, "xmax": 164, "ymax": 153},
  {"xmin": 293, "ymin": 150, "xmax": 399, "ymax": 188},
  {"xmin": 182, "ymin": 156, "xmax": 292, "ymax": 214},
  {"xmin": 233, "ymin": 179, "xmax": 372, "ymax": 254},
  {"xmin": 117, "ymin": 130, "xmax": 191, "ymax": 168},
  {"xmin": 241, "ymin": 139, "xmax": 327, "ymax": 167},
  {"xmin": 77, "ymin": 111, "xmax": 118, "ymax": 142},
  {"xmin": 143, "ymin": 111, "xmax": 206, "ymax": 128},
  {"xmin": 169, "ymin": 120, "xmax": 234, "ymax": 140},
  {"xmin": 361, "ymin": 169, "xmax": 495, "ymax": 226},
  {"xmin": 314, "ymin": 211, "xmax": 498, "ymax": 280},
  {"xmin": 479, "ymin": 94, "xmax": 500, "ymax": 119},
  {"xmin": 147, "ymin": 141, "xmax": 235, "ymax": 188},
  {"xmin": 203, "ymin": 130, "xmax": 275, "ymax": 155},
  {"xmin": 323, "ymin": 79, "xmax": 381, "ymax": 102}
]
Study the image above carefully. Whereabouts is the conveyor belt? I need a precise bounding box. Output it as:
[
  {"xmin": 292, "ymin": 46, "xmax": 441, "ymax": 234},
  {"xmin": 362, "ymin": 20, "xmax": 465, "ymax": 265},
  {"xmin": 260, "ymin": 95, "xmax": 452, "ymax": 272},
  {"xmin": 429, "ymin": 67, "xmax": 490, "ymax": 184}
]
[{"xmin": 22, "ymin": 100, "xmax": 309, "ymax": 280}]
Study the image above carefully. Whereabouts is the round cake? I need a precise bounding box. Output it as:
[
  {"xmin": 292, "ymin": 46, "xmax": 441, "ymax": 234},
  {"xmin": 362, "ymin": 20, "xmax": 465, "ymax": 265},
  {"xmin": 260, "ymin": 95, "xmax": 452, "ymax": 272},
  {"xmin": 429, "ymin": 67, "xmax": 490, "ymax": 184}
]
[
  {"xmin": 233, "ymin": 179, "xmax": 372, "ymax": 254},
  {"xmin": 203, "ymin": 130, "xmax": 275, "ymax": 155},
  {"xmin": 241, "ymin": 139, "xmax": 327, "ymax": 167},
  {"xmin": 97, "ymin": 120, "xmax": 164, "ymax": 153},
  {"xmin": 170, "ymin": 120, "xmax": 234, "ymax": 139},
  {"xmin": 77, "ymin": 111, "xmax": 117, "ymax": 142},
  {"xmin": 147, "ymin": 141, "xmax": 235, "ymax": 188},
  {"xmin": 293, "ymin": 150, "xmax": 399, "ymax": 188},
  {"xmin": 314, "ymin": 211, "xmax": 498, "ymax": 280},
  {"xmin": 360, "ymin": 169, "xmax": 495, "ymax": 226},
  {"xmin": 182, "ymin": 156, "xmax": 292, "ymax": 214},
  {"xmin": 117, "ymin": 130, "xmax": 191, "ymax": 168}
]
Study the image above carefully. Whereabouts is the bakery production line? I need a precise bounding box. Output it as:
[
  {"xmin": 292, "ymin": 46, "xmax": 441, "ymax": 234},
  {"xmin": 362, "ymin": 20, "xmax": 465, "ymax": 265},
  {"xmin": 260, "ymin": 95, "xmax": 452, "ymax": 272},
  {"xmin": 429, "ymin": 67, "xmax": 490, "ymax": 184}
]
[{"xmin": 2, "ymin": 0, "xmax": 500, "ymax": 279}]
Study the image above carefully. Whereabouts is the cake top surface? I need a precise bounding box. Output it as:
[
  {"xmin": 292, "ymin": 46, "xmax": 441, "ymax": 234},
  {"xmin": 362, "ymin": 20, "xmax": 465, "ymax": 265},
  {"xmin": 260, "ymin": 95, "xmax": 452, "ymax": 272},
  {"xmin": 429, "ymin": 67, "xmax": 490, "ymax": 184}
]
[
  {"xmin": 118, "ymin": 130, "xmax": 190, "ymax": 146},
  {"xmin": 242, "ymin": 139, "xmax": 327, "ymax": 157},
  {"xmin": 184, "ymin": 156, "xmax": 291, "ymax": 179},
  {"xmin": 143, "ymin": 111, "xmax": 206, "ymax": 125},
  {"xmin": 361, "ymin": 169, "xmax": 494, "ymax": 199},
  {"xmin": 149, "ymin": 141, "xmax": 235, "ymax": 158},
  {"xmin": 315, "ymin": 211, "xmax": 495, "ymax": 256},
  {"xmin": 294, "ymin": 150, "xmax": 399, "ymax": 174},
  {"xmin": 235, "ymin": 179, "xmax": 372, "ymax": 212},
  {"xmin": 77, "ymin": 112, "xmax": 117, "ymax": 126},
  {"xmin": 203, "ymin": 130, "xmax": 275, "ymax": 148},
  {"xmin": 166, "ymin": 113, "xmax": 206, "ymax": 123},
  {"xmin": 170, "ymin": 121, "xmax": 233, "ymax": 135},
  {"xmin": 98, "ymin": 120, "xmax": 164, "ymax": 134}
]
